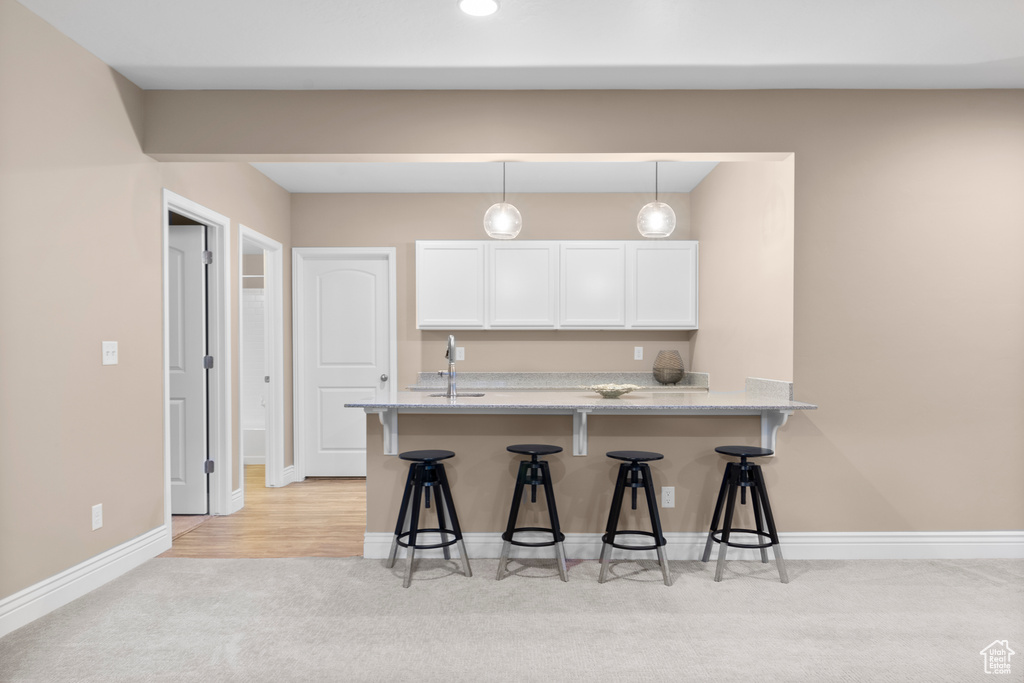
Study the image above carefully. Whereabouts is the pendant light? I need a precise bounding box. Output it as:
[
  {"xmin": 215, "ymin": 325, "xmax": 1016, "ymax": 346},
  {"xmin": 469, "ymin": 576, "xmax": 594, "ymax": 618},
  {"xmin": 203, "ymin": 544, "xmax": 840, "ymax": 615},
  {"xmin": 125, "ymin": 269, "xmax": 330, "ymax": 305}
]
[
  {"xmin": 459, "ymin": 0, "xmax": 499, "ymax": 16},
  {"xmin": 484, "ymin": 162, "xmax": 522, "ymax": 240},
  {"xmin": 637, "ymin": 162, "xmax": 676, "ymax": 238}
]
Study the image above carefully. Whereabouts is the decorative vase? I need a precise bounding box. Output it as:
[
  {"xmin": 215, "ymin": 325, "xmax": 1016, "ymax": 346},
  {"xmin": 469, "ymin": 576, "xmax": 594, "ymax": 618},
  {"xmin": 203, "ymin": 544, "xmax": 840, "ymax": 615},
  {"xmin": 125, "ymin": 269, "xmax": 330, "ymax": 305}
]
[{"xmin": 653, "ymin": 350, "xmax": 684, "ymax": 385}]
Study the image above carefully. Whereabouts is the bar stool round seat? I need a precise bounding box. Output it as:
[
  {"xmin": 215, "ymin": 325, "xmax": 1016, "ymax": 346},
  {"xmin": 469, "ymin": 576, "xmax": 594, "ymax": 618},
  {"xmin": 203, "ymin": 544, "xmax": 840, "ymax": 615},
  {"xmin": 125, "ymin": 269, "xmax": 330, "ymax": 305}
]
[
  {"xmin": 399, "ymin": 449, "xmax": 455, "ymax": 462},
  {"xmin": 497, "ymin": 444, "xmax": 569, "ymax": 582},
  {"xmin": 507, "ymin": 444, "xmax": 563, "ymax": 457},
  {"xmin": 599, "ymin": 451, "xmax": 672, "ymax": 586},
  {"xmin": 713, "ymin": 445, "xmax": 774, "ymax": 459},
  {"xmin": 387, "ymin": 449, "xmax": 471, "ymax": 587},
  {"xmin": 701, "ymin": 445, "xmax": 789, "ymax": 583},
  {"xmin": 607, "ymin": 450, "xmax": 664, "ymax": 463}
]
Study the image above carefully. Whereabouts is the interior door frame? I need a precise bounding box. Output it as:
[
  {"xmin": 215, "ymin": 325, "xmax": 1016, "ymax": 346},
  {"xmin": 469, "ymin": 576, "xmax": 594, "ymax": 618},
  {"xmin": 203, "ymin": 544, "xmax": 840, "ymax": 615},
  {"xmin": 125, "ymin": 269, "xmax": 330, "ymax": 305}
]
[
  {"xmin": 162, "ymin": 189, "xmax": 233, "ymax": 527},
  {"xmin": 292, "ymin": 247, "xmax": 397, "ymax": 482},
  {"xmin": 239, "ymin": 225, "xmax": 287, "ymax": 489}
]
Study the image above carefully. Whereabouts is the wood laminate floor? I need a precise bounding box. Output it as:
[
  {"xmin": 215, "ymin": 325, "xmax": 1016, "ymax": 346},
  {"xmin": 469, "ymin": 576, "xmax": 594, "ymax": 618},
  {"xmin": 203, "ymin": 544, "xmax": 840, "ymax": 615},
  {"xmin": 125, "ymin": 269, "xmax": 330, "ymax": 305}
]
[{"xmin": 161, "ymin": 465, "xmax": 366, "ymax": 558}]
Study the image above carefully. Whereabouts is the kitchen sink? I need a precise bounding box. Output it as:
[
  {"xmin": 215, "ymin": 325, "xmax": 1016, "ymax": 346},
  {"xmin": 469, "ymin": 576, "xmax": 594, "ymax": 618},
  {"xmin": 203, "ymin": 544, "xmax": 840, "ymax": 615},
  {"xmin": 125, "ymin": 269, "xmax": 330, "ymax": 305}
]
[{"xmin": 429, "ymin": 393, "xmax": 485, "ymax": 397}]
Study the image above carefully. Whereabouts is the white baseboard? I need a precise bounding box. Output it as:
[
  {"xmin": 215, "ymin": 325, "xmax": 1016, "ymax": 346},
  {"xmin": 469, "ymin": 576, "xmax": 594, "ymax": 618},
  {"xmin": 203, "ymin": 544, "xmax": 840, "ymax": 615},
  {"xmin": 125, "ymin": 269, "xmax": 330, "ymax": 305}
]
[
  {"xmin": 363, "ymin": 530, "xmax": 1024, "ymax": 561},
  {"xmin": 230, "ymin": 487, "xmax": 244, "ymax": 514},
  {"xmin": 0, "ymin": 526, "xmax": 171, "ymax": 639},
  {"xmin": 243, "ymin": 455, "xmax": 266, "ymax": 466}
]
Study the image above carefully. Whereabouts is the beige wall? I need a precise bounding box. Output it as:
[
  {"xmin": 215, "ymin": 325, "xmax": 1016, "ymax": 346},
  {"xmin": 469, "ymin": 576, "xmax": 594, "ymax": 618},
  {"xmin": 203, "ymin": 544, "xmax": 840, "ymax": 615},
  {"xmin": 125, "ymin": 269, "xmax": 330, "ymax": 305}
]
[
  {"xmin": 691, "ymin": 158, "xmax": 795, "ymax": 390},
  {"xmin": 0, "ymin": 0, "xmax": 294, "ymax": 600},
  {"xmin": 168, "ymin": 87, "xmax": 1024, "ymax": 534},
  {"xmin": 292, "ymin": 192, "xmax": 695, "ymax": 388},
  {"xmin": 0, "ymin": 0, "xmax": 163, "ymax": 598}
]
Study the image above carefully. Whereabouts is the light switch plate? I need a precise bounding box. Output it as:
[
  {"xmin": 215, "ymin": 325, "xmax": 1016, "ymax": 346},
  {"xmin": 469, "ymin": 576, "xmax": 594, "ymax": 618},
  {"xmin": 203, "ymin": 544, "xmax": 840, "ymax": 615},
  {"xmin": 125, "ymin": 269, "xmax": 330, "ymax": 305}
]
[
  {"xmin": 91, "ymin": 503, "xmax": 103, "ymax": 530},
  {"xmin": 634, "ymin": 346, "xmax": 643, "ymax": 361},
  {"xmin": 102, "ymin": 341, "xmax": 118, "ymax": 365},
  {"xmin": 456, "ymin": 347, "xmax": 465, "ymax": 361}
]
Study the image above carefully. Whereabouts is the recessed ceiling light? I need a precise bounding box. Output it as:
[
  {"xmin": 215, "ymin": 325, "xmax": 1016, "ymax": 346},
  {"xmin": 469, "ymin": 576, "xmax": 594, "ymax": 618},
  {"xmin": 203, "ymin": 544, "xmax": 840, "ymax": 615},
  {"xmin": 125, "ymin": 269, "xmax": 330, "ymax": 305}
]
[{"xmin": 459, "ymin": 0, "xmax": 499, "ymax": 17}]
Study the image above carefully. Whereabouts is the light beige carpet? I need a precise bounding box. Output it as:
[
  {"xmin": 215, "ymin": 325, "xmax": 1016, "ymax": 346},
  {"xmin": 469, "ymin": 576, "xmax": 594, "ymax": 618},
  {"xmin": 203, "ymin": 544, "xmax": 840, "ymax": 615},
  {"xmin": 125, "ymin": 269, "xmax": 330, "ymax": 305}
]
[{"xmin": 1, "ymin": 557, "xmax": 1021, "ymax": 682}]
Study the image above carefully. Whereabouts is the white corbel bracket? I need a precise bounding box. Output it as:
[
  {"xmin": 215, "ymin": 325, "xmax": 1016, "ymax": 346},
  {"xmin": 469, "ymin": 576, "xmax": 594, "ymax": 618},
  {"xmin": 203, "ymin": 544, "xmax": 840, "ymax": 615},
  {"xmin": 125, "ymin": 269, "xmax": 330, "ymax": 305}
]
[
  {"xmin": 761, "ymin": 410, "xmax": 793, "ymax": 452},
  {"xmin": 573, "ymin": 409, "xmax": 592, "ymax": 456},
  {"xmin": 367, "ymin": 407, "xmax": 398, "ymax": 455}
]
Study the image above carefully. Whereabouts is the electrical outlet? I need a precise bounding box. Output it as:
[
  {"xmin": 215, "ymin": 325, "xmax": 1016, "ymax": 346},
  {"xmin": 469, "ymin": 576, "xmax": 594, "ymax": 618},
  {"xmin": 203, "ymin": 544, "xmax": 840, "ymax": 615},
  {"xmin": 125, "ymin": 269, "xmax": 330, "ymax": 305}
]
[
  {"xmin": 102, "ymin": 341, "xmax": 118, "ymax": 365},
  {"xmin": 455, "ymin": 347, "xmax": 465, "ymax": 361},
  {"xmin": 661, "ymin": 487, "xmax": 675, "ymax": 508},
  {"xmin": 91, "ymin": 504, "xmax": 103, "ymax": 530},
  {"xmin": 634, "ymin": 346, "xmax": 643, "ymax": 361}
]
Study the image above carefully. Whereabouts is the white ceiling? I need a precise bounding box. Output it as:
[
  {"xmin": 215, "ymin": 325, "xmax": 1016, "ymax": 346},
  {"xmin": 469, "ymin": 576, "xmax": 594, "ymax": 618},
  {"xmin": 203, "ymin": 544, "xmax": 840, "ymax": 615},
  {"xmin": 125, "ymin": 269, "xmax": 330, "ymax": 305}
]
[
  {"xmin": 17, "ymin": 0, "xmax": 1024, "ymax": 91},
  {"xmin": 251, "ymin": 161, "xmax": 719, "ymax": 194}
]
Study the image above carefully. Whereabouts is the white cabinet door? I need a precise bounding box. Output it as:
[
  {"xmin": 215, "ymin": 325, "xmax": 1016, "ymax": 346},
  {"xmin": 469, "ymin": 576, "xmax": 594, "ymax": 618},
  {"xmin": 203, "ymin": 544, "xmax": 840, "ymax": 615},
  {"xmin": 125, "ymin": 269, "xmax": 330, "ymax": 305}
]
[
  {"xmin": 559, "ymin": 242, "xmax": 625, "ymax": 327},
  {"xmin": 416, "ymin": 241, "xmax": 485, "ymax": 328},
  {"xmin": 488, "ymin": 242, "xmax": 558, "ymax": 328},
  {"xmin": 626, "ymin": 241, "xmax": 699, "ymax": 329}
]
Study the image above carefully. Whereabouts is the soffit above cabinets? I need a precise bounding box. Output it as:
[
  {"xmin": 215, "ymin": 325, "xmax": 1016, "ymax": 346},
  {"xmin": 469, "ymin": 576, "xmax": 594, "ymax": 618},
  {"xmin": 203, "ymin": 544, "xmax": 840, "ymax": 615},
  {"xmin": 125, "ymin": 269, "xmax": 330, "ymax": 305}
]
[{"xmin": 249, "ymin": 161, "xmax": 719, "ymax": 194}]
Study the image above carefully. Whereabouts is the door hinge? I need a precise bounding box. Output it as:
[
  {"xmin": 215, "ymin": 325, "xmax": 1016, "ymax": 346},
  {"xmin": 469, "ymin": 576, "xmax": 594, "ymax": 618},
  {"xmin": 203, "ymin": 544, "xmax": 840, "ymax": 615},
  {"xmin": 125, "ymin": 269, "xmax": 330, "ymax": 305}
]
[
  {"xmin": 202, "ymin": 250, "xmax": 213, "ymax": 265},
  {"xmin": 203, "ymin": 460, "xmax": 215, "ymax": 474},
  {"xmin": 203, "ymin": 355, "xmax": 214, "ymax": 369},
  {"xmin": 264, "ymin": 375, "xmax": 271, "ymax": 383}
]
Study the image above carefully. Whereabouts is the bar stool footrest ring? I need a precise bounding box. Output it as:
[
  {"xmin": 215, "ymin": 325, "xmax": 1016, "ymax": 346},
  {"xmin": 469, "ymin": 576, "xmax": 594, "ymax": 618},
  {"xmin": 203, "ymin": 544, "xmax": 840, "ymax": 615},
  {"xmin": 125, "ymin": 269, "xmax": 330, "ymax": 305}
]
[
  {"xmin": 602, "ymin": 529, "xmax": 667, "ymax": 551},
  {"xmin": 503, "ymin": 526, "xmax": 566, "ymax": 547},
  {"xmin": 395, "ymin": 528, "xmax": 461, "ymax": 551},
  {"xmin": 710, "ymin": 528, "xmax": 773, "ymax": 550}
]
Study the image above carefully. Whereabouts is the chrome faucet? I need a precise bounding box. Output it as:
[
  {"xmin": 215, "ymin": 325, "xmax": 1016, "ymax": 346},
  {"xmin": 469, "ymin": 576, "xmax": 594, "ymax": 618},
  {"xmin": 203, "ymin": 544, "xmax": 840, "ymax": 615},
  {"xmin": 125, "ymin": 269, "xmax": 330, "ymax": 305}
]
[{"xmin": 439, "ymin": 334, "xmax": 457, "ymax": 398}]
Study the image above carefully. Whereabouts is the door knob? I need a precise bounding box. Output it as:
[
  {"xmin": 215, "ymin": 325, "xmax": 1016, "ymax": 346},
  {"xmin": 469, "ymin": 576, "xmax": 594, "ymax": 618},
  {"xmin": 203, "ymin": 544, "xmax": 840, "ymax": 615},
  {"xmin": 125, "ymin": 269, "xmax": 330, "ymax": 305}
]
[{"xmin": 380, "ymin": 373, "xmax": 389, "ymax": 382}]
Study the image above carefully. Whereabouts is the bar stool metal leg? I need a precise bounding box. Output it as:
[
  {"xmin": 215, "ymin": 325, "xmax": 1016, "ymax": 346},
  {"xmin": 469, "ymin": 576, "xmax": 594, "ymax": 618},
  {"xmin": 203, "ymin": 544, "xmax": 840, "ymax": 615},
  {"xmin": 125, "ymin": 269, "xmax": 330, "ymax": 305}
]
[
  {"xmin": 387, "ymin": 465, "xmax": 416, "ymax": 569},
  {"xmin": 748, "ymin": 479, "xmax": 770, "ymax": 564},
  {"xmin": 599, "ymin": 464, "xmax": 629, "ymax": 584},
  {"xmin": 539, "ymin": 460, "xmax": 568, "ymax": 582},
  {"xmin": 436, "ymin": 463, "xmax": 472, "ymax": 578},
  {"xmin": 403, "ymin": 470, "xmax": 424, "ymax": 588},
  {"xmin": 702, "ymin": 463, "xmax": 732, "ymax": 563},
  {"xmin": 639, "ymin": 463, "xmax": 672, "ymax": 586},
  {"xmin": 714, "ymin": 466, "xmax": 740, "ymax": 582},
  {"xmin": 752, "ymin": 466, "xmax": 789, "ymax": 583},
  {"xmin": 431, "ymin": 469, "xmax": 452, "ymax": 561},
  {"xmin": 497, "ymin": 461, "xmax": 529, "ymax": 580}
]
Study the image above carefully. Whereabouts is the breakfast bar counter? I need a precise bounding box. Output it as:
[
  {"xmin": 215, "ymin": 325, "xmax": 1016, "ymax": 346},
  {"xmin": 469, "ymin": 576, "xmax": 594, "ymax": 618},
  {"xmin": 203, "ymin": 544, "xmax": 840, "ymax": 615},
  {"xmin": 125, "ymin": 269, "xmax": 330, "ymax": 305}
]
[{"xmin": 347, "ymin": 377, "xmax": 816, "ymax": 456}]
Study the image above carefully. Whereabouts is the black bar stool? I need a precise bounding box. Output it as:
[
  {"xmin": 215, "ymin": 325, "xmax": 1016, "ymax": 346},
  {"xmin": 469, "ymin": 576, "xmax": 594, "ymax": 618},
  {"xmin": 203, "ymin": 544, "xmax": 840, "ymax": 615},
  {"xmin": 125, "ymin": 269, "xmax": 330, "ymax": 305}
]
[
  {"xmin": 497, "ymin": 444, "xmax": 568, "ymax": 581},
  {"xmin": 598, "ymin": 451, "xmax": 672, "ymax": 586},
  {"xmin": 701, "ymin": 445, "xmax": 789, "ymax": 583},
  {"xmin": 386, "ymin": 449, "xmax": 472, "ymax": 588}
]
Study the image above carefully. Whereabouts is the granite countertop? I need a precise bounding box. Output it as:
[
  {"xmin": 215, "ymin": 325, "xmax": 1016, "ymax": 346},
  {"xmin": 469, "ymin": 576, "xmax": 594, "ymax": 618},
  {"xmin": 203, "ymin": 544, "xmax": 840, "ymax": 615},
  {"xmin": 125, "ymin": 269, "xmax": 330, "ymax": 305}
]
[
  {"xmin": 407, "ymin": 371, "xmax": 710, "ymax": 392},
  {"xmin": 350, "ymin": 378, "xmax": 815, "ymax": 413}
]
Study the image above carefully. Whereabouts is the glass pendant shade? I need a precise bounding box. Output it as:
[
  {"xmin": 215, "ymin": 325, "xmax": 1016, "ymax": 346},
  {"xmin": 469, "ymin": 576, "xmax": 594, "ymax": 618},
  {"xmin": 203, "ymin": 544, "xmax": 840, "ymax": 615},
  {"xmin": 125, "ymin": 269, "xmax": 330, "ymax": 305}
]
[
  {"xmin": 637, "ymin": 201, "xmax": 676, "ymax": 238},
  {"xmin": 459, "ymin": 0, "xmax": 499, "ymax": 16},
  {"xmin": 483, "ymin": 202, "xmax": 522, "ymax": 239}
]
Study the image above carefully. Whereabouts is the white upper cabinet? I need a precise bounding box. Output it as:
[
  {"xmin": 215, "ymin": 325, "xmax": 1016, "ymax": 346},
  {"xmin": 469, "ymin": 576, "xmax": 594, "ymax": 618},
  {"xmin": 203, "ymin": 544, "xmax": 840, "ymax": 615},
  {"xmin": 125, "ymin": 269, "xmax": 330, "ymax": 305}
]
[
  {"xmin": 626, "ymin": 241, "xmax": 699, "ymax": 329},
  {"xmin": 415, "ymin": 241, "xmax": 485, "ymax": 328},
  {"xmin": 416, "ymin": 240, "xmax": 698, "ymax": 330},
  {"xmin": 488, "ymin": 242, "xmax": 559, "ymax": 328},
  {"xmin": 559, "ymin": 242, "xmax": 626, "ymax": 328}
]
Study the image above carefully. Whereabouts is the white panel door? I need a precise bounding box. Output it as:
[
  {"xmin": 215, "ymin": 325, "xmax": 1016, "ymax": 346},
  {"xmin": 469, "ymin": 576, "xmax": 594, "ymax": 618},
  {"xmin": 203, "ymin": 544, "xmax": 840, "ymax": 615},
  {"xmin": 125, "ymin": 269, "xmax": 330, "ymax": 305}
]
[
  {"xmin": 300, "ymin": 256, "xmax": 390, "ymax": 476},
  {"xmin": 168, "ymin": 224, "xmax": 208, "ymax": 514},
  {"xmin": 488, "ymin": 242, "xmax": 558, "ymax": 327},
  {"xmin": 559, "ymin": 242, "xmax": 626, "ymax": 327},
  {"xmin": 626, "ymin": 241, "xmax": 699, "ymax": 329},
  {"xmin": 415, "ymin": 241, "xmax": 485, "ymax": 328}
]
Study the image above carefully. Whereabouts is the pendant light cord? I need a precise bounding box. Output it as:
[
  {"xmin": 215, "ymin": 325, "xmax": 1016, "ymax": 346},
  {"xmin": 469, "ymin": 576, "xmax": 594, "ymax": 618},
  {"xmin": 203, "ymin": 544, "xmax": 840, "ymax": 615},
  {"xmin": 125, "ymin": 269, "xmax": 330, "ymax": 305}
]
[
  {"xmin": 502, "ymin": 162, "xmax": 506, "ymax": 203},
  {"xmin": 655, "ymin": 162, "xmax": 659, "ymax": 202}
]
